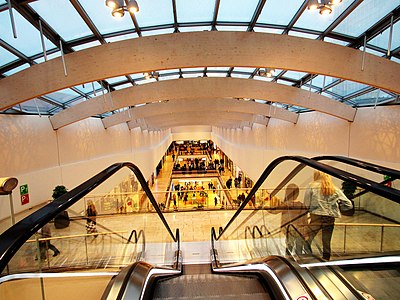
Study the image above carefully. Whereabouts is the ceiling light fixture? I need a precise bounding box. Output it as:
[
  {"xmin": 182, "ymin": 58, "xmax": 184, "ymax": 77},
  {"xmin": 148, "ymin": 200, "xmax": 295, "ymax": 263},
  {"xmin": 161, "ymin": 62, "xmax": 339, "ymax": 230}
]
[
  {"xmin": 258, "ymin": 68, "xmax": 275, "ymax": 78},
  {"xmin": 307, "ymin": 0, "xmax": 342, "ymax": 15},
  {"xmin": 143, "ymin": 71, "xmax": 159, "ymax": 80},
  {"xmin": 105, "ymin": 0, "xmax": 139, "ymax": 18}
]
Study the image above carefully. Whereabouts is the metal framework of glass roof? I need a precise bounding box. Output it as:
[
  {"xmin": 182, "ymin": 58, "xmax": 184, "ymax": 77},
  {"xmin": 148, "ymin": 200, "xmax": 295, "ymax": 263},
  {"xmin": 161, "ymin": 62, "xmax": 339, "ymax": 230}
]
[{"xmin": 0, "ymin": 0, "xmax": 399, "ymax": 118}]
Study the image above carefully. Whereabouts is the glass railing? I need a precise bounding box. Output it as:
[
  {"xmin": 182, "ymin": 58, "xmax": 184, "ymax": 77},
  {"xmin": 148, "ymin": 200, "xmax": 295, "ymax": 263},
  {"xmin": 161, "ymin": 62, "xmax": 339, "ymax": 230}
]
[
  {"xmin": 0, "ymin": 162, "xmax": 180, "ymax": 280},
  {"xmin": 212, "ymin": 156, "xmax": 400, "ymax": 266}
]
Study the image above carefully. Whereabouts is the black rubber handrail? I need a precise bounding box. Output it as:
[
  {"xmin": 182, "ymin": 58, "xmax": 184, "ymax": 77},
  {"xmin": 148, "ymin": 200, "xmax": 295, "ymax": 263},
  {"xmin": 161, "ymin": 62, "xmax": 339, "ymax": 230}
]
[
  {"xmin": 270, "ymin": 155, "xmax": 400, "ymax": 198},
  {"xmin": 0, "ymin": 162, "xmax": 177, "ymax": 273},
  {"xmin": 215, "ymin": 156, "xmax": 400, "ymax": 241}
]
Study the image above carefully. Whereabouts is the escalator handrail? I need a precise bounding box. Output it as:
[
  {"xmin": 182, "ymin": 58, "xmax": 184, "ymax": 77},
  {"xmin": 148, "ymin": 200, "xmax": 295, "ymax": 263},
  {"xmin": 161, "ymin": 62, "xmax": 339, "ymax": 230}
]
[
  {"xmin": 215, "ymin": 156, "xmax": 400, "ymax": 241},
  {"xmin": 0, "ymin": 162, "xmax": 177, "ymax": 274},
  {"xmin": 270, "ymin": 155, "xmax": 400, "ymax": 199}
]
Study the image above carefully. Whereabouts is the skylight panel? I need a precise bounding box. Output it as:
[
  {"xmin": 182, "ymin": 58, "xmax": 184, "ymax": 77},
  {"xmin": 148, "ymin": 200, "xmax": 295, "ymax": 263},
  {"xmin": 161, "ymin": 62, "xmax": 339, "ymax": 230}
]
[
  {"xmin": 74, "ymin": 82, "xmax": 103, "ymax": 94},
  {"xmin": 79, "ymin": 0, "xmax": 133, "ymax": 35},
  {"xmin": 45, "ymin": 89, "xmax": 81, "ymax": 104},
  {"xmin": 231, "ymin": 73, "xmax": 250, "ymax": 79},
  {"xmin": 114, "ymin": 83, "xmax": 134, "ymax": 90},
  {"xmin": 72, "ymin": 41, "xmax": 102, "ymax": 52},
  {"xmin": 29, "ymin": 0, "xmax": 92, "ymax": 42},
  {"xmin": 294, "ymin": 0, "xmax": 352, "ymax": 32},
  {"xmin": 18, "ymin": 98, "xmax": 55, "ymax": 113},
  {"xmin": 0, "ymin": 46, "xmax": 18, "ymax": 68},
  {"xmin": 105, "ymin": 33, "xmax": 139, "ymax": 43},
  {"xmin": 0, "ymin": 10, "xmax": 56, "ymax": 56},
  {"xmin": 257, "ymin": 0, "xmax": 303, "ymax": 26},
  {"xmin": 288, "ymin": 30, "xmax": 319, "ymax": 40},
  {"xmin": 350, "ymin": 89, "xmax": 393, "ymax": 106},
  {"xmin": 253, "ymin": 27, "xmax": 284, "ymax": 34},
  {"xmin": 178, "ymin": 26, "xmax": 212, "ymax": 33},
  {"xmin": 3, "ymin": 63, "xmax": 29, "ymax": 76},
  {"xmin": 333, "ymin": 0, "xmax": 399, "ymax": 38},
  {"xmin": 369, "ymin": 21, "xmax": 400, "ymax": 51},
  {"xmin": 218, "ymin": 0, "xmax": 259, "ymax": 22},
  {"xmin": 105, "ymin": 76, "xmax": 129, "ymax": 84},
  {"xmin": 135, "ymin": 0, "xmax": 173, "ymax": 28},
  {"xmin": 284, "ymin": 70, "xmax": 308, "ymax": 80},
  {"xmin": 141, "ymin": 28, "xmax": 174, "ymax": 37},
  {"xmin": 176, "ymin": 0, "xmax": 214, "ymax": 23},
  {"xmin": 216, "ymin": 26, "xmax": 248, "ymax": 31},
  {"xmin": 328, "ymin": 81, "xmax": 369, "ymax": 97},
  {"xmin": 34, "ymin": 52, "xmax": 61, "ymax": 64}
]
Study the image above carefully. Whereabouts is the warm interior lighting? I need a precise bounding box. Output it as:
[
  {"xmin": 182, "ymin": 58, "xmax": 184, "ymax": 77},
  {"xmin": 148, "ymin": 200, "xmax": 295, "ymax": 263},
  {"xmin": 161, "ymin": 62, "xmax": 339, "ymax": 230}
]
[
  {"xmin": 106, "ymin": 0, "xmax": 139, "ymax": 17},
  {"xmin": 258, "ymin": 67, "xmax": 276, "ymax": 78},
  {"xmin": 308, "ymin": 0, "xmax": 341, "ymax": 15},
  {"xmin": 308, "ymin": 0, "xmax": 319, "ymax": 10},
  {"xmin": 105, "ymin": 0, "xmax": 118, "ymax": 9},
  {"xmin": 112, "ymin": 7, "xmax": 125, "ymax": 18},
  {"xmin": 320, "ymin": 5, "xmax": 332, "ymax": 15},
  {"xmin": 127, "ymin": 0, "xmax": 139, "ymax": 13}
]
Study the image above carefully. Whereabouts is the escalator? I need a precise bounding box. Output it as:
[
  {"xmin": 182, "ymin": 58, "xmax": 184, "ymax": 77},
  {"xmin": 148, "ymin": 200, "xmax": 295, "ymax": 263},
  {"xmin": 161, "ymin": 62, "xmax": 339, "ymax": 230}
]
[{"xmin": 0, "ymin": 156, "xmax": 399, "ymax": 299}]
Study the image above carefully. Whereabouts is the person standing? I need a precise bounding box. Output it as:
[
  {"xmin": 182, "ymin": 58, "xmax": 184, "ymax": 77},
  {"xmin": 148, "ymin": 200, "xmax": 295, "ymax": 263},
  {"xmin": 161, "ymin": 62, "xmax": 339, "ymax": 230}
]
[
  {"xmin": 304, "ymin": 170, "xmax": 353, "ymax": 261},
  {"xmin": 86, "ymin": 200, "xmax": 98, "ymax": 237},
  {"xmin": 40, "ymin": 223, "xmax": 60, "ymax": 257}
]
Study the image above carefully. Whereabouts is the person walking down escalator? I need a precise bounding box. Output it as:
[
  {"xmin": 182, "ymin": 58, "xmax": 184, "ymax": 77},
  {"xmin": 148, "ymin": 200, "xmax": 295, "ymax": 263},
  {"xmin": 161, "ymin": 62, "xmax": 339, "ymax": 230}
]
[{"xmin": 304, "ymin": 170, "xmax": 353, "ymax": 261}]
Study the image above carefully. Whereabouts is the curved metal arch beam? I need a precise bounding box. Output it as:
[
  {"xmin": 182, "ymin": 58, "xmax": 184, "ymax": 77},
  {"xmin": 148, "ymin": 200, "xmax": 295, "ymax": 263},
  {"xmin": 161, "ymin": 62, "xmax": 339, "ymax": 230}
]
[
  {"xmin": 50, "ymin": 77, "xmax": 355, "ymax": 129},
  {"xmin": 101, "ymin": 97, "xmax": 296, "ymax": 129},
  {"xmin": 1, "ymin": 31, "xmax": 399, "ymax": 110}
]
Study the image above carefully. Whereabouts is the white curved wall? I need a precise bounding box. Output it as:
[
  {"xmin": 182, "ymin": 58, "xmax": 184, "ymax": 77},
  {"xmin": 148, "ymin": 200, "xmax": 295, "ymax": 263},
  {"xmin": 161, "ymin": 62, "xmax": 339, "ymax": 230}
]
[{"xmin": 0, "ymin": 106, "xmax": 399, "ymax": 220}]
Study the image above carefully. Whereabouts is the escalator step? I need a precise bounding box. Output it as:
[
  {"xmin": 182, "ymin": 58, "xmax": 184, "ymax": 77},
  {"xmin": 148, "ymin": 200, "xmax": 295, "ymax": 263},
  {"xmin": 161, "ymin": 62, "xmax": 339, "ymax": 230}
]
[
  {"xmin": 153, "ymin": 274, "xmax": 269, "ymax": 299},
  {"xmin": 153, "ymin": 292, "xmax": 271, "ymax": 299}
]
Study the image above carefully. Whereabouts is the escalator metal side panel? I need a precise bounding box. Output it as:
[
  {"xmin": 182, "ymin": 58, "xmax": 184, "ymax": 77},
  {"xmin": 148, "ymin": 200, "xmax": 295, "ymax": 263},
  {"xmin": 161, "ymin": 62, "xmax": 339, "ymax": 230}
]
[{"xmin": 101, "ymin": 261, "xmax": 181, "ymax": 300}]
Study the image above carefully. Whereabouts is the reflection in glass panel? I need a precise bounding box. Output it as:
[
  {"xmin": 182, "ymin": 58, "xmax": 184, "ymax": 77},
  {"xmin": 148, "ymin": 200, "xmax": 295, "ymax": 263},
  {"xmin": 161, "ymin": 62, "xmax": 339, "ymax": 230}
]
[
  {"xmin": 18, "ymin": 98, "xmax": 56, "ymax": 113},
  {"xmin": 158, "ymin": 74, "xmax": 180, "ymax": 81},
  {"xmin": 333, "ymin": 0, "xmax": 399, "ymax": 37},
  {"xmin": 72, "ymin": 41, "xmax": 102, "ymax": 52},
  {"xmin": 45, "ymin": 89, "xmax": 81, "ymax": 104},
  {"xmin": 233, "ymin": 67, "xmax": 256, "ymax": 73},
  {"xmin": 181, "ymin": 67, "xmax": 204, "ymax": 72},
  {"xmin": 0, "ymin": 10, "xmax": 56, "ymax": 56},
  {"xmin": 215, "ymin": 25, "xmax": 247, "ymax": 31},
  {"xmin": 218, "ymin": 0, "xmax": 259, "ymax": 22},
  {"xmin": 257, "ymin": 0, "xmax": 303, "ymax": 25},
  {"xmin": 159, "ymin": 69, "xmax": 180, "ymax": 75},
  {"xmin": 74, "ymin": 82, "xmax": 103, "ymax": 94},
  {"xmin": 328, "ymin": 81, "xmax": 369, "ymax": 97},
  {"xmin": 0, "ymin": 46, "xmax": 18, "ymax": 67},
  {"xmin": 34, "ymin": 51, "xmax": 61, "ymax": 64},
  {"xmin": 114, "ymin": 83, "xmax": 134, "ymax": 90},
  {"xmin": 182, "ymin": 73, "xmax": 202, "ymax": 78},
  {"xmin": 208, "ymin": 67, "xmax": 230, "ymax": 72},
  {"xmin": 254, "ymin": 75, "xmax": 273, "ymax": 82},
  {"xmin": 253, "ymin": 27, "xmax": 284, "ymax": 34},
  {"xmin": 207, "ymin": 72, "xmax": 227, "ymax": 78},
  {"xmin": 323, "ymin": 37, "xmax": 348, "ymax": 46},
  {"xmin": 105, "ymin": 33, "xmax": 139, "ymax": 43},
  {"xmin": 141, "ymin": 28, "xmax": 174, "ymax": 37},
  {"xmin": 29, "ymin": 0, "xmax": 92, "ymax": 41},
  {"xmin": 135, "ymin": 0, "xmax": 173, "ymax": 28},
  {"xmin": 105, "ymin": 76, "xmax": 128, "ymax": 84},
  {"xmin": 179, "ymin": 25, "xmax": 212, "ymax": 32},
  {"xmin": 231, "ymin": 73, "xmax": 250, "ymax": 79},
  {"xmin": 79, "ymin": 0, "xmax": 134, "ymax": 35},
  {"xmin": 310, "ymin": 75, "xmax": 338, "ymax": 88},
  {"xmin": 284, "ymin": 70, "xmax": 308, "ymax": 80},
  {"xmin": 369, "ymin": 21, "xmax": 400, "ymax": 50},
  {"xmin": 288, "ymin": 30, "xmax": 319, "ymax": 39},
  {"xmin": 294, "ymin": 1, "xmax": 352, "ymax": 32},
  {"xmin": 3, "ymin": 63, "xmax": 30, "ymax": 76},
  {"xmin": 176, "ymin": 0, "xmax": 214, "ymax": 23},
  {"xmin": 350, "ymin": 89, "xmax": 394, "ymax": 106}
]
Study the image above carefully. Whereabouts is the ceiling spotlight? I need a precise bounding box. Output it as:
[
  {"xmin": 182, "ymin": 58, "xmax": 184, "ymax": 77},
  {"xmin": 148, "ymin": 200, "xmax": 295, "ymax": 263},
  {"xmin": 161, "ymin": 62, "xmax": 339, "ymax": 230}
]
[
  {"xmin": 258, "ymin": 67, "xmax": 275, "ymax": 78},
  {"xmin": 307, "ymin": 0, "xmax": 341, "ymax": 15},
  {"xmin": 127, "ymin": 0, "xmax": 139, "ymax": 13},
  {"xmin": 112, "ymin": 7, "xmax": 125, "ymax": 18},
  {"xmin": 106, "ymin": 0, "xmax": 139, "ymax": 17},
  {"xmin": 319, "ymin": 5, "xmax": 332, "ymax": 15}
]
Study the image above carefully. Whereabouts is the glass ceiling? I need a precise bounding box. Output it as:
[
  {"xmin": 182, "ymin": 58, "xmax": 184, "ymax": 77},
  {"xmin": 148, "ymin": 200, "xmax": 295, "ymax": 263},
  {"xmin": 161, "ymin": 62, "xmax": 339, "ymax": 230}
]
[{"xmin": 0, "ymin": 0, "xmax": 399, "ymax": 116}]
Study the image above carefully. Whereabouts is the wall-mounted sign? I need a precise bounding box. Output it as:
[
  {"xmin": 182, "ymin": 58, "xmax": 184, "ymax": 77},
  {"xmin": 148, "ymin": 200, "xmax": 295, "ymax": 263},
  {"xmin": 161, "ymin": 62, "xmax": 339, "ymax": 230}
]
[{"xmin": 20, "ymin": 184, "xmax": 29, "ymax": 205}]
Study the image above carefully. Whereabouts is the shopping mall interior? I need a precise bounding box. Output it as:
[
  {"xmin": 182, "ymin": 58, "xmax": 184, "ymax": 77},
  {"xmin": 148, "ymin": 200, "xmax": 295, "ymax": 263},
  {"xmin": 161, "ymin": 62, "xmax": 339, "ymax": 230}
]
[{"xmin": 0, "ymin": 0, "xmax": 400, "ymax": 299}]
